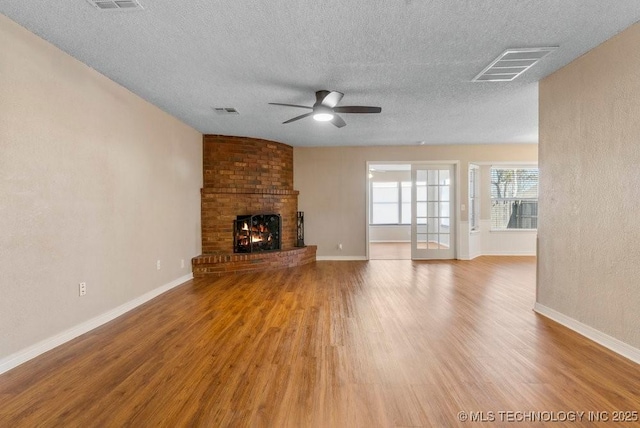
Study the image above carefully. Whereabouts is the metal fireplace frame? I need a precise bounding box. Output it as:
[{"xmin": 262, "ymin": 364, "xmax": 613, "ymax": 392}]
[{"xmin": 233, "ymin": 213, "xmax": 282, "ymax": 253}]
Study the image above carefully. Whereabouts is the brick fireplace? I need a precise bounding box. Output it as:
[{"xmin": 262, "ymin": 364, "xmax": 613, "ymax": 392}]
[{"xmin": 191, "ymin": 135, "xmax": 316, "ymax": 276}]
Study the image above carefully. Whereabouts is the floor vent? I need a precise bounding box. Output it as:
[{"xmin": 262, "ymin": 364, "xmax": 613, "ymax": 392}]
[
  {"xmin": 86, "ymin": 0, "xmax": 144, "ymax": 11},
  {"xmin": 473, "ymin": 47, "xmax": 557, "ymax": 82}
]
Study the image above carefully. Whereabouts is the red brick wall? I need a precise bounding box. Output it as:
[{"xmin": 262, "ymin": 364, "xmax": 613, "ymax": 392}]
[
  {"xmin": 192, "ymin": 246, "xmax": 316, "ymax": 277},
  {"xmin": 201, "ymin": 189, "xmax": 298, "ymax": 253},
  {"xmin": 203, "ymin": 135, "xmax": 293, "ymax": 191},
  {"xmin": 200, "ymin": 135, "xmax": 299, "ymax": 255}
]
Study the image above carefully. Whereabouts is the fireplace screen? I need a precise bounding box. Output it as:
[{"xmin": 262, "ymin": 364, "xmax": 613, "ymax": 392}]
[{"xmin": 234, "ymin": 214, "xmax": 281, "ymax": 253}]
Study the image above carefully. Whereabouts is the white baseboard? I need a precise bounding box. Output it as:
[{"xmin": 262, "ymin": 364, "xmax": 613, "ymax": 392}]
[
  {"xmin": 370, "ymin": 240, "xmax": 411, "ymax": 243},
  {"xmin": 316, "ymin": 256, "xmax": 368, "ymax": 261},
  {"xmin": 534, "ymin": 303, "xmax": 640, "ymax": 365},
  {"xmin": 459, "ymin": 252, "xmax": 521, "ymax": 260},
  {"xmin": 482, "ymin": 250, "xmax": 536, "ymax": 256},
  {"xmin": 467, "ymin": 251, "xmax": 482, "ymax": 260},
  {"xmin": 0, "ymin": 273, "xmax": 193, "ymax": 375}
]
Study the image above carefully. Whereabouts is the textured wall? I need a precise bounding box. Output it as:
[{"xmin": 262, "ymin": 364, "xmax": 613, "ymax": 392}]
[
  {"xmin": 0, "ymin": 15, "xmax": 202, "ymax": 359},
  {"xmin": 294, "ymin": 144, "xmax": 537, "ymax": 258},
  {"xmin": 538, "ymin": 24, "xmax": 640, "ymax": 348}
]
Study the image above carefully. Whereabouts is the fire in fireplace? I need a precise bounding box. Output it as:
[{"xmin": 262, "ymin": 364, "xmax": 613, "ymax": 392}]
[{"xmin": 234, "ymin": 214, "xmax": 281, "ymax": 253}]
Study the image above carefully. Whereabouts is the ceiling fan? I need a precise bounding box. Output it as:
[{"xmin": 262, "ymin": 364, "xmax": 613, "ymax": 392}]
[{"xmin": 269, "ymin": 90, "xmax": 381, "ymax": 128}]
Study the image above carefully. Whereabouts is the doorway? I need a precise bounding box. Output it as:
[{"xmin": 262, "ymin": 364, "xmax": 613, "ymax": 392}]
[
  {"xmin": 367, "ymin": 162, "xmax": 456, "ymax": 260},
  {"xmin": 368, "ymin": 163, "xmax": 411, "ymax": 260},
  {"xmin": 411, "ymin": 163, "xmax": 455, "ymax": 259}
]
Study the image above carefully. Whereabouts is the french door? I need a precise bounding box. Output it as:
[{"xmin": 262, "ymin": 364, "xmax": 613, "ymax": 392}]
[{"xmin": 411, "ymin": 164, "xmax": 455, "ymax": 259}]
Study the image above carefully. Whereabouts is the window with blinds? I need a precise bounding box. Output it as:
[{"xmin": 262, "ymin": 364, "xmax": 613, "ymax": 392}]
[
  {"xmin": 490, "ymin": 167, "xmax": 538, "ymax": 230},
  {"xmin": 469, "ymin": 165, "xmax": 480, "ymax": 231},
  {"xmin": 370, "ymin": 181, "xmax": 412, "ymax": 225}
]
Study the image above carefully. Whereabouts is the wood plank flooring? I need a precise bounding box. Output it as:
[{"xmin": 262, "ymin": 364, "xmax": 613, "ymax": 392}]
[
  {"xmin": 1, "ymin": 257, "xmax": 639, "ymax": 427},
  {"xmin": 368, "ymin": 242, "xmax": 447, "ymax": 260},
  {"xmin": 369, "ymin": 242, "xmax": 411, "ymax": 260}
]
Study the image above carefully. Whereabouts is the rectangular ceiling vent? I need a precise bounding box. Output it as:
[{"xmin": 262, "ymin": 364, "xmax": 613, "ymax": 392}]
[
  {"xmin": 472, "ymin": 47, "xmax": 557, "ymax": 82},
  {"xmin": 86, "ymin": 0, "xmax": 144, "ymax": 11},
  {"xmin": 213, "ymin": 107, "xmax": 240, "ymax": 115}
]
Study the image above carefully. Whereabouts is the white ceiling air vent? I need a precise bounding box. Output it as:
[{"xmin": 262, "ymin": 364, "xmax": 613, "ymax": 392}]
[
  {"xmin": 213, "ymin": 107, "xmax": 240, "ymax": 115},
  {"xmin": 472, "ymin": 47, "xmax": 557, "ymax": 82},
  {"xmin": 86, "ymin": 0, "xmax": 144, "ymax": 11}
]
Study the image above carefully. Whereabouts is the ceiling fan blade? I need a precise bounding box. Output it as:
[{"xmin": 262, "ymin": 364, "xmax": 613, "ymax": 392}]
[
  {"xmin": 331, "ymin": 115, "xmax": 346, "ymax": 128},
  {"xmin": 320, "ymin": 91, "xmax": 344, "ymax": 108},
  {"xmin": 315, "ymin": 90, "xmax": 330, "ymax": 105},
  {"xmin": 333, "ymin": 106, "xmax": 382, "ymax": 114},
  {"xmin": 283, "ymin": 112, "xmax": 314, "ymax": 124},
  {"xmin": 269, "ymin": 103, "xmax": 313, "ymax": 110}
]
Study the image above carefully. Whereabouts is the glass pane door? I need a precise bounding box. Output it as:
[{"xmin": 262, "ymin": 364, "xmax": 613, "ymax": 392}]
[{"xmin": 411, "ymin": 164, "xmax": 455, "ymax": 259}]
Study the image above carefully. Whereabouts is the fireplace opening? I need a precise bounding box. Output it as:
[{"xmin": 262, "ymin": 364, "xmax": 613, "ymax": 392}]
[{"xmin": 234, "ymin": 214, "xmax": 281, "ymax": 253}]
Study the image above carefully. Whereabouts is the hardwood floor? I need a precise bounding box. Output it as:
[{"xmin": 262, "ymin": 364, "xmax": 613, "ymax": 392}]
[
  {"xmin": 369, "ymin": 242, "xmax": 447, "ymax": 260},
  {"xmin": 369, "ymin": 242, "xmax": 411, "ymax": 259},
  {"xmin": 1, "ymin": 257, "xmax": 639, "ymax": 427}
]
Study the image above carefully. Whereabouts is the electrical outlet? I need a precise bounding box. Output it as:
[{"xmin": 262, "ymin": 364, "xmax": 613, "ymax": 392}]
[
  {"xmin": 338, "ymin": 243, "xmax": 343, "ymax": 250},
  {"xmin": 79, "ymin": 282, "xmax": 86, "ymax": 296},
  {"xmin": 156, "ymin": 260, "xmax": 161, "ymax": 270},
  {"xmin": 181, "ymin": 259, "xmax": 185, "ymax": 269}
]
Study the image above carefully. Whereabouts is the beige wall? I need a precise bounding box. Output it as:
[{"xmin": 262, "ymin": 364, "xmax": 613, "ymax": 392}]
[
  {"xmin": 0, "ymin": 15, "xmax": 202, "ymax": 360},
  {"xmin": 538, "ymin": 24, "xmax": 640, "ymax": 348},
  {"xmin": 294, "ymin": 144, "xmax": 537, "ymax": 258}
]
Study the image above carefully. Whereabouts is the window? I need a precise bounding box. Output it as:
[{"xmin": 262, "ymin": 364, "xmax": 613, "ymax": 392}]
[
  {"xmin": 371, "ymin": 181, "xmax": 412, "ymax": 225},
  {"xmin": 490, "ymin": 167, "xmax": 538, "ymax": 230},
  {"xmin": 400, "ymin": 182, "xmax": 411, "ymax": 224},
  {"xmin": 469, "ymin": 165, "xmax": 479, "ymax": 231},
  {"xmin": 371, "ymin": 182, "xmax": 398, "ymax": 224}
]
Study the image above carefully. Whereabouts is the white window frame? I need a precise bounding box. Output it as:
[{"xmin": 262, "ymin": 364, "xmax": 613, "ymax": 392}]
[
  {"xmin": 370, "ymin": 181, "xmax": 412, "ymax": 225},
  {"xmin": 490, "ymin": 165, "xmax": 538, "ymax": 231},
  {"xmin": 469, "ymin": 164, "xmax": 480, "ymax": 232}
]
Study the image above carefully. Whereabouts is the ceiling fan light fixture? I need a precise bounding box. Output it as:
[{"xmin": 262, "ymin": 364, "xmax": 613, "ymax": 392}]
[
  {"xmin": 313, "ymin": 105, "xmax": 334, "ymax": 122},
  {"xmin": 269, "ymin": 90, "xmax": 380, "ymax": 128},
  {"xmin": 313, "ymin": 113, "xmax": 334, "ymax": 122}
]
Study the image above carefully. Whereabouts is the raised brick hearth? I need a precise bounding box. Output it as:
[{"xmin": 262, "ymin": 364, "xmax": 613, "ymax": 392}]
[
  {"xmin": 192, "ymin": 135, "xmax": 316, "ymax": 277},
  {"xmin": 192, "ymin": 247, "xmax": 316, "ymax": 277}
]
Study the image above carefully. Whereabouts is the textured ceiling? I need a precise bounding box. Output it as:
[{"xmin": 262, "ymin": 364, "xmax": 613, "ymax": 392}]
[{"xmin": 2, "ymin": 1, "xmax": 640, "ymax": 147}]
